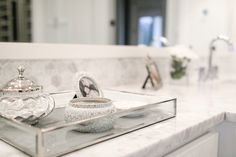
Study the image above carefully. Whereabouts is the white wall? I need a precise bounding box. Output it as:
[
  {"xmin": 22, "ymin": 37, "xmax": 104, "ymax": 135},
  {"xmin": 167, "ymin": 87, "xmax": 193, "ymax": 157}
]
[
  {"xmin": 31, "ymin": 0, "xmax": 46, "ymax": 42},
  {"xmin": 166, "ymin": 0, "xmax": 179, "ymax": 46},
  {"xmin": 166, "ymin": 0, "xmax": 236, "ymax": 57},
  {"xmin": 229, "ymin": 0, "xmax": 236, "ymax": 43},
  {"xmin": 32, "ymin": 0, "xmax": 116, "ymax": 45}
]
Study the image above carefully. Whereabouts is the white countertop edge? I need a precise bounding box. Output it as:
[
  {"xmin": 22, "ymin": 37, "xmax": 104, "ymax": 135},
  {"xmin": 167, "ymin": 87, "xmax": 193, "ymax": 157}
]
[
  {"xmin": 225, "ymin": 112, "xmax": 236, "ymax": 122},
  {"xmin": 0, "ymin": 108, "xmax": 231, "ymax": 157},
  {"xmin": 122, "ymin": 112, "xmax": 225, "ymax": 157}
]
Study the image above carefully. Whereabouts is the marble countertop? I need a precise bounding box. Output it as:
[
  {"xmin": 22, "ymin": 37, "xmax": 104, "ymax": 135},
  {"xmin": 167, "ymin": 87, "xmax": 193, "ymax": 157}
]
[{"xmin": 1, "ymin": 81, "xmax": 236, "ymax": 157}]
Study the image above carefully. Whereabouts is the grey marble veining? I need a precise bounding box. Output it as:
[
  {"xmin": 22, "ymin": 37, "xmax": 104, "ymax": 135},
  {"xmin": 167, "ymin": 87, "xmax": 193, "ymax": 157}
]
[
  {"xmin": 1, "ymin": 55, "xmax": 236, "ymax": 93},
  {"xmin": 0, "ymin": 58, "xmax": 169, "ymax": 92}
]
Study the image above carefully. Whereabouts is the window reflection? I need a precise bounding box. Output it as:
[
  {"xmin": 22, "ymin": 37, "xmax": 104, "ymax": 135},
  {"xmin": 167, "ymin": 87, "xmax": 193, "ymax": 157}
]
[{"xmin": 138, "ymin": 16, "xmax": 163, "ymax": 47}]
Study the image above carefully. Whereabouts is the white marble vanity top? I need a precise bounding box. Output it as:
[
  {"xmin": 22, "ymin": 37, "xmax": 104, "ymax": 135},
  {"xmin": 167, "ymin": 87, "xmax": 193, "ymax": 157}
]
[{"xmin": 1, "ymin": 81, "xmax": 236, "ymax": 157}]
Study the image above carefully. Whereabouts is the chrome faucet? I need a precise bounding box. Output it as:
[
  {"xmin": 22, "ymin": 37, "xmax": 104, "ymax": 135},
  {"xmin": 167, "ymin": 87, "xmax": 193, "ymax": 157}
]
[{"xmin": 199, "ymin": 36, "xmax": 234, "ymax": 81}]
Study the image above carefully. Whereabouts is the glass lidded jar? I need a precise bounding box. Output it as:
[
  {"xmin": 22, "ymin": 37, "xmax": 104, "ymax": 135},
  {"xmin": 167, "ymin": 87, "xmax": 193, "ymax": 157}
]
[{"xmin": 0, "ymin": 66, "xmax": 55, "ymax": 125}]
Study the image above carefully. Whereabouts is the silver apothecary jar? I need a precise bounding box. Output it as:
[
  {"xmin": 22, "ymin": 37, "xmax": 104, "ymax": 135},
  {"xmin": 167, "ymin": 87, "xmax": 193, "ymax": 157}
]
[{"xmin": 0, "ymin": 66, "xmax": 55, "ymax": 124}]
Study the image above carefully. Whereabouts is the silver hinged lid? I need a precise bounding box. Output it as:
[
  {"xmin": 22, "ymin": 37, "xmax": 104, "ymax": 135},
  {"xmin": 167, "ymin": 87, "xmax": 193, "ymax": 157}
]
[{"xmin": 2, "ymin": 66, "xmax": 42, "ymax": 93}]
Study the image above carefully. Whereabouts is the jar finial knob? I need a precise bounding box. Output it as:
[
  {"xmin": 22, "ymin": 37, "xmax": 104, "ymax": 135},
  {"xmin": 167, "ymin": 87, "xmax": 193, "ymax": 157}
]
[{"xmin": 17, "ymin": 65, "xmax": 25, "ymax": 79}]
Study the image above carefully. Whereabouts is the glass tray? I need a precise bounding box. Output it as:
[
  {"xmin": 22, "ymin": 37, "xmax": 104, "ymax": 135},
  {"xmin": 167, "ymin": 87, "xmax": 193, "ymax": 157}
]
[{"xmin": 0, "ymin": 90, "xmax": 176, "ymax": 157}]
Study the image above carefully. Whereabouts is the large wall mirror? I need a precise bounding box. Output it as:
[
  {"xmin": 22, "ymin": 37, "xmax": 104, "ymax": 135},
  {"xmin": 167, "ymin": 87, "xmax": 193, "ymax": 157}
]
[{"xmin": 0, "ymin": 0, "xmax": 235, "ymax": 55}]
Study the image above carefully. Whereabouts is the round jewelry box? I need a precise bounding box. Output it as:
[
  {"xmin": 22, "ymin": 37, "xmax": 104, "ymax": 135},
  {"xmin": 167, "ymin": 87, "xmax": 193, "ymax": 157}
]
[{"xmin": 64, "ymin": 97, "xmax": 116, "ymax": 133}]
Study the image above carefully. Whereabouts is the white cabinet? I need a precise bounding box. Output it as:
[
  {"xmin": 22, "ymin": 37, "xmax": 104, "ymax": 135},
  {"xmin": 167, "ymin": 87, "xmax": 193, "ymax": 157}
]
[
  {"xmin": 165, "ymin": 132, "xmax": 219, "ymax": 157},
  {"xmin": 217, "ymin": 122, "xmax": 236, "ymax": 157}
]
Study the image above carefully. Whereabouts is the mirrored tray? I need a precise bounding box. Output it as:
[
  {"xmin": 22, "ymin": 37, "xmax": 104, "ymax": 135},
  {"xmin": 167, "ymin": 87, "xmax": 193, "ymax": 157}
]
[{"xmin": 0, "ymin": 90, "xmax": 176, "ymax": 157}]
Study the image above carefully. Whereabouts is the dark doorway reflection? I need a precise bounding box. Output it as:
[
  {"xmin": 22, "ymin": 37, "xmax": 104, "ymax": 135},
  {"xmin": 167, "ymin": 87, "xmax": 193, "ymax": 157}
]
[{"xmin": 116, "ymin": 0, "xmax": 166, "ymax": 46}]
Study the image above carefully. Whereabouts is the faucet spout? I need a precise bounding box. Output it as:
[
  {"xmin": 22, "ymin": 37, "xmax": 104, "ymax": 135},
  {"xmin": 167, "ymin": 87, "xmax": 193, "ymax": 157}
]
[{"xmin": 206, "ymin": 35, "xmax": 233, "ymax": 80}]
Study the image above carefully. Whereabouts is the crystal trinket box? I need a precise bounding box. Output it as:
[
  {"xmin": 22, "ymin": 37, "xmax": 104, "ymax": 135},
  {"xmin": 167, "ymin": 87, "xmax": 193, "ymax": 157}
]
[
  {"xmin": 65, "ymin": 73, "xmax": 116, "ymax": 133},
  {"xmin": 0, "ymin": 66, "xmax": 55, "ymax": 124},
  {"xmin": 65, "ymin": 97, "xmax": 116, "ymax": 133}
]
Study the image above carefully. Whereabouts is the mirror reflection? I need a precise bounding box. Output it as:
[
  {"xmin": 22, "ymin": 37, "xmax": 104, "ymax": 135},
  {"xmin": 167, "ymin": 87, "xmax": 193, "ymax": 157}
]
[{"xmin": 0, "ymin": 0, "xmax": 235, "ymax": 53}]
